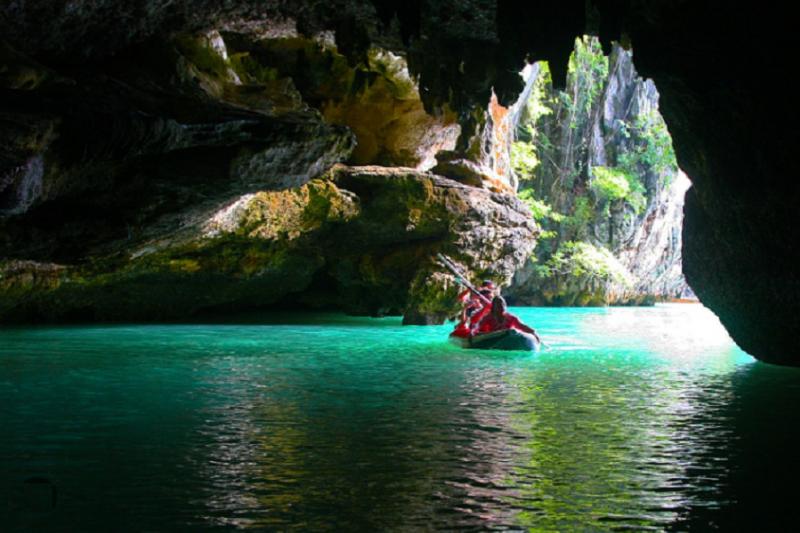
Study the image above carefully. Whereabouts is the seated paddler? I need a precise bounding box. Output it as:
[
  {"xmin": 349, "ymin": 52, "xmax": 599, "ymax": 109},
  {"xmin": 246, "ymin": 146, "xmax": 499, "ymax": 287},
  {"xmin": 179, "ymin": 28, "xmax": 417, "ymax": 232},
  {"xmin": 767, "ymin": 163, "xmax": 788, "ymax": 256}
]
[
  {"xmin": 452, "ymin": 287, "xmax": 494, "ymax": 338},
  {"xmin": 473, "ymin": 296, "xmax": 540, "ymax": 342},
  {"xmin": 457, "ymin": 280, "xmax": 496, "ymax": 322}
]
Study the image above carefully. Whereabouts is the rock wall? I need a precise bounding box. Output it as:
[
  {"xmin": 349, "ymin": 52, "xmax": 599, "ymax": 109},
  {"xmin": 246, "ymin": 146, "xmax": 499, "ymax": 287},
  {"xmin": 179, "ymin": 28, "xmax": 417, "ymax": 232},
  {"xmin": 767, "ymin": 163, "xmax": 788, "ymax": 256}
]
[
  {"xmin": 0, "ymin": 21, "xmax": 524, "ymax": 326},
  {"xmin": 615, "ymin": 3, "xmax": 800, "ymax": 365},
  {"xmin": 0, "ymin": 26, "xmax": 466, "ymax": 252},
  {"xmin": 0, "ymin": 165, "xmax": 536, "ymax": 323},
  {"xmin": 225, "ymin": 35, "xmax": 460, "ymax": 169},
  {"xmin": 1, "ymin": 32, "xmax": 357, "ymax": 262}
]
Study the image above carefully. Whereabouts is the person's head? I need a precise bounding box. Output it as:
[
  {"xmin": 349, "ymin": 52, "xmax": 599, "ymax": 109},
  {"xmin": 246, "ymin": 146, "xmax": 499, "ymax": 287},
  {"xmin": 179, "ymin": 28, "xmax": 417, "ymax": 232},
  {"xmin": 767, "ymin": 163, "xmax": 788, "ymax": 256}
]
[
  {"xmin": 478, "ymin": 289, "xmax": 492, "ymax": 301},
  {"xmin": 491, "ymin": 296, "xmax": 507, "ymax": 317},
  {"xmin": 481, "ymin": 280, "xmax": 498, "ymax": 297}
]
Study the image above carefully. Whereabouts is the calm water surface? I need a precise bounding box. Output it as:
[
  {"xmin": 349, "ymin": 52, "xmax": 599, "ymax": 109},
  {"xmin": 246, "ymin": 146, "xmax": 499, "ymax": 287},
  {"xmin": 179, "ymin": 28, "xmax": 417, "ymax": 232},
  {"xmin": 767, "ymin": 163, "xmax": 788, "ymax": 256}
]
[{"xmin": 3, "ymin": 304, "xmax": 800, "ymax": 531}]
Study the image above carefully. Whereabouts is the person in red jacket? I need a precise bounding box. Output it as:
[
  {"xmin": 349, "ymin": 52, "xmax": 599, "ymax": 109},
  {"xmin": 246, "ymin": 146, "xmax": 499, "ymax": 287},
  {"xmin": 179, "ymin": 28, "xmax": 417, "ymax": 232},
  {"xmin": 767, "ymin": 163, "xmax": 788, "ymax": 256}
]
[
  {"xmin": 451, "ymin": 285, "xmax": 495, "ymax": 338},
  {"xmin": 451, "ymin": 289, "xmax": 492, "ymax": 337},
  {"xmin": 474, "ymin": 296, "xmax": 540, "ymax": 342},
  {"xmin": 457, "ymin": 280, "xmax": 496, "ymax": 322}
]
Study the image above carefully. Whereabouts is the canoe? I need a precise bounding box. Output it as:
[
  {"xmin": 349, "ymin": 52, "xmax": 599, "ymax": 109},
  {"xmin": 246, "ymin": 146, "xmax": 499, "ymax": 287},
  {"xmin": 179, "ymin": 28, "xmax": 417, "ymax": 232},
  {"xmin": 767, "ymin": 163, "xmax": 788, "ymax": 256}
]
[
  {"xmin": 448, "ymin": 332, "xmax": 470, "ymax": 348},
  {"xmin": 448, "ymin": 328, "xmax": 540, "ymax": 351},
  {"xmin": 469, "ymin": 328, "xmax": 540, "ymax": 351}
]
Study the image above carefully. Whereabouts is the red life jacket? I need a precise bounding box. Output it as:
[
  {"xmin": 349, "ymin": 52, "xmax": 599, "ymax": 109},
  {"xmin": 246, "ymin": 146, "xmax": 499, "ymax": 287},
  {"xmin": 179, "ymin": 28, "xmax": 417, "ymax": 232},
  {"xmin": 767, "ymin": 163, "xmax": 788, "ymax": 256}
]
[{"xmin": 476, "ymin": 312, "xmax": 527, "ymax": 334}]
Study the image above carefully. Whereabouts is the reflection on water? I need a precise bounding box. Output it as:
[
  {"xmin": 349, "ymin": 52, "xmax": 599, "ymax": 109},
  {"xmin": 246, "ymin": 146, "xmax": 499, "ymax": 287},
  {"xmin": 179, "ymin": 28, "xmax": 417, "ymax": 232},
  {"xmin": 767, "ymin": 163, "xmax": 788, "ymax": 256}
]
[
  {"xmin": 2, "ymin": 304, "xmax": 800, "ymax": 530},
  {"xmin": 508, "ymin": 349, "xmax": 738, "ymax": 530}
]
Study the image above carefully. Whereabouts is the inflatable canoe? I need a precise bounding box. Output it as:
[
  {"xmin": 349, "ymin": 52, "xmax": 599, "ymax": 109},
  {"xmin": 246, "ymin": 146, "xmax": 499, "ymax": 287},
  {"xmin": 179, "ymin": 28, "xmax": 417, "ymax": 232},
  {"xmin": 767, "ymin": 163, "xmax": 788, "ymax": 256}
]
[{"xmin": 449, "ymin": 328, "xmax": 540, "ymax": 352}]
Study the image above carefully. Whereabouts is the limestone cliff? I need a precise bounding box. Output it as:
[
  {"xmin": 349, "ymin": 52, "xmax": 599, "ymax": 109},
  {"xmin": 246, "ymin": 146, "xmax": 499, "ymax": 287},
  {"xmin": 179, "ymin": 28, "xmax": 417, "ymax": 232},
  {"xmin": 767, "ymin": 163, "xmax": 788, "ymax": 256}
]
[{"xmin": 506, "ymin": 38, "xmax": 691, "ymax": 306}]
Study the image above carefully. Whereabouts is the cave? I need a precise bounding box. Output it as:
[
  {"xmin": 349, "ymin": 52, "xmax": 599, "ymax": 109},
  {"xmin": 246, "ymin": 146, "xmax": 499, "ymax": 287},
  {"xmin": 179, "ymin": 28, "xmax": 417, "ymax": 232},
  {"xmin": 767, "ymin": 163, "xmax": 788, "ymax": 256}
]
[
  {"xmin": 4, "ymin": 2, "xmax": 800, "ymax": 530},
  {"xmin": 2, "ymin": 0, "xmax": 796, "ymax": 365}
]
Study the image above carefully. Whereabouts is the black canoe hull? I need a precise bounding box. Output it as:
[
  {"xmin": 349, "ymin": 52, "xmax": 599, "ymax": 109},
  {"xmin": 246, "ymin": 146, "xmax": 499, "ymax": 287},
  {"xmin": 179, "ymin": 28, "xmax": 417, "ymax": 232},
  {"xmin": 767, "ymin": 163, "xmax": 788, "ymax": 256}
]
[
  {"xmin": 448, "ymin": 333, "xmax": 470, "ymax": 348},
  {"xmin": 466, "ymin": 329, "xmax": 540, "ymax": 351}
]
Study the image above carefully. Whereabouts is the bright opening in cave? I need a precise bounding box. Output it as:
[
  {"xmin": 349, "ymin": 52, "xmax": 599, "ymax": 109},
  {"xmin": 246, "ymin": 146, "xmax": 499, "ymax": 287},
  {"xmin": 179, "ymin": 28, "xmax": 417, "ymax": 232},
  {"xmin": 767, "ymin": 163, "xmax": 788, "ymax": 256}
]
[{"xmin": 501, "ymin": 36, "xmax": 695, "ymax": 308}]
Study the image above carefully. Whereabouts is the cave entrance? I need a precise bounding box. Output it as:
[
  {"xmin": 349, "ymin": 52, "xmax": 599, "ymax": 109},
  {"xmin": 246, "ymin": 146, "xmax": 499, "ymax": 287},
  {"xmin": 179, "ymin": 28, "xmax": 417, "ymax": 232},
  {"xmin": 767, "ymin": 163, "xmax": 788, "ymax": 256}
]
[{"xmin": 500, "ymin": 35, "xmax": 695, "ymax": 308}]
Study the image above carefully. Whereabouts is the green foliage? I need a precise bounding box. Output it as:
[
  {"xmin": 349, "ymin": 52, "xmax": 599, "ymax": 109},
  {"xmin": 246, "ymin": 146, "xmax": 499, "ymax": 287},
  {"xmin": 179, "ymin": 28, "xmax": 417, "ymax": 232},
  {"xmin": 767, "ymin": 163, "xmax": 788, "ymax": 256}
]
[
  {"xmin": 618, "ymin": 111, "xmax": 678, "ymax": 181},
  {"xmin": 512, "ymin": 62, "xmax": 555, "ymax": 184},
  {"xmin": 518, "ymin": 189, "xmax": 564, "ymax": 223},
  {"xmin": 590, "ymin": 166, "xmax": 629, "ymax": 201},
  {"xmin": 511, "ymin": 139, "xmax": 540, "ymax": 180},
  {"xmin": 563, "ymin": 196, "xmax": 593, "ymax": 234},
  {"xmin": 525, "ymin": 62, "xmax": 554, "ymax": 123},
  {"xmin": 510, "ymin": 35, "xmax": 681, "ymax": 304},
  {"xmin": 567, "ymin": 36, "xmax": 609, "ymax": 117},
  {"xmin": 537, "ymin": 130, "xmax": 554, "ymax": 152},
  {"xmin": 623, "ymin": 172, "xmax": 647, "ymax": 214},
  {"xmin": 542, "ymin": 241, "xmax": 632, "ymax": 286},
  {"xmin": 532, "ymin": 262, "xmax": 553, "ymax": 279},
  {"xmin": 590, "ymin": 166, "xmax": 647, "ymax": 214}
]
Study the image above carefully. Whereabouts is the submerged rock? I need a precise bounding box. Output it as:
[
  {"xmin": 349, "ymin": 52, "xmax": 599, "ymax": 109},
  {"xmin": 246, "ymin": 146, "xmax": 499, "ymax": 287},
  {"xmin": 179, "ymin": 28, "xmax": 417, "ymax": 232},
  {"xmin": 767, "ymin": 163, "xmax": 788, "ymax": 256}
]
[{"xmin": 0, "ymin": 166, "xmax": 537, "ymax": 323}]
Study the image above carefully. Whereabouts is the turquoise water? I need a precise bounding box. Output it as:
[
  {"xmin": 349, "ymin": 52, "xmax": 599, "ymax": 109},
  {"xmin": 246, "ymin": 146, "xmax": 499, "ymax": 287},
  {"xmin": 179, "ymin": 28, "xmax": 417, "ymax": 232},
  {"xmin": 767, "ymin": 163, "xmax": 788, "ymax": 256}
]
[{"xmin": 2, "ymin": 304, "xmax": 800, "ymax": 531}]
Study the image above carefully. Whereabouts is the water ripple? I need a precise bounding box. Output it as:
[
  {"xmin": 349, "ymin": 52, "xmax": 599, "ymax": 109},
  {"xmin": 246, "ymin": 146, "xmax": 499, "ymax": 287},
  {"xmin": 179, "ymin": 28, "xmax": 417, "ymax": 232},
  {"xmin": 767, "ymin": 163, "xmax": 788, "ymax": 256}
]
[{"xmin": 4, "ymin": 305, "xmax": 797, "ymax": 532}]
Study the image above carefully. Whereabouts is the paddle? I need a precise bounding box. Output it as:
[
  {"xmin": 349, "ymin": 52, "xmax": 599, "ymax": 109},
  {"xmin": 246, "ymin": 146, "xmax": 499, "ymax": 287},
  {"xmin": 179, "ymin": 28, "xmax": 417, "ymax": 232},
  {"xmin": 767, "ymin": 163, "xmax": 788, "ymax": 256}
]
[
  {"xmin": 531, "ymin": 330, "xmax": 546, "ymax": 348},
  {"xmin": 435, "ymin": 253, "xmax": 492, "ymax": 306}
]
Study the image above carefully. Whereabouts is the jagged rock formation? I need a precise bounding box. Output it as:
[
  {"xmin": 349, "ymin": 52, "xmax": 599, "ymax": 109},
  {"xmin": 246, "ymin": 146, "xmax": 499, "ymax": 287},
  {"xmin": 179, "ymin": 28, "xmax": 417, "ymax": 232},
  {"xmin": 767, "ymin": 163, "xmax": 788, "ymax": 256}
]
[
  {"xmin": 506, "ymin": 39, "xmax": 690, "ymax": 306},
  {"xmin": 0, "ymin": 25, "xmax": 476, "ymax": 324},
  {"xmin": 0, "ymin": 165, "xmax": 536, "ymax": 322},
  {"xmin": 0, "ymin": 31, "xmax": 357, "ymax": 262},
  {"xmin": 223, "ymin": 35, "xmax": 460, "ymax": 169},
  {"xmin": 1, "ymin": 1, "xmax": 799, "ymax": 364},
  {"xmin": 432, "ymin": 91, "xmax": 520, "ymax": 193}
]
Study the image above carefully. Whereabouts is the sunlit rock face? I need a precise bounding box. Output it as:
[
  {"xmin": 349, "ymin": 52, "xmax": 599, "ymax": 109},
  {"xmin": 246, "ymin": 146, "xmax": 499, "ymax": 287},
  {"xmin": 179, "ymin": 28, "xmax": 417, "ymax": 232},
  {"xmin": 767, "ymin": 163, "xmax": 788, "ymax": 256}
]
[
  {"xmin": 432, "ymin": 91, "xmax": 518, "ymax": 193},
  {"xmin": 227, "ymin": 37, "xmax": 460, "ymax": 169},
  {"xmin": 0, "ymin": 165, "xmax": 536, "ymax": 323},
  {"xmin": 506, "ymin": 42, "xmax": 691, "ymax": 306}
]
